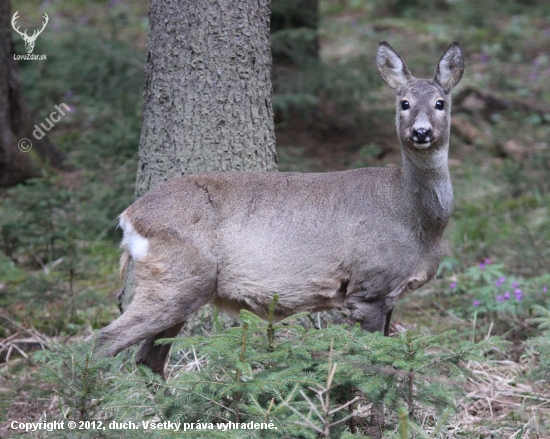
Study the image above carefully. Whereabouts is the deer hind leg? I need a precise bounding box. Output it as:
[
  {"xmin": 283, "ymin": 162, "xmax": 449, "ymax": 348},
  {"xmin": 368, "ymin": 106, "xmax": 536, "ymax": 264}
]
[
  {"xmin": 135, "ymin": 322, "xmax": 186, "ymax": 379},
  {"xmin": 97, "ymin": 239, "xmax": 217, "ymax": 362}
]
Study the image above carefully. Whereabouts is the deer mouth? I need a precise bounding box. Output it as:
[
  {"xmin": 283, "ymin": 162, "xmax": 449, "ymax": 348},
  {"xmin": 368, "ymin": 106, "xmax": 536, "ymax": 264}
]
[
  {"xmin": 411, "ymin": 135, "xmax": 436, "ymax": 150},
  {"xmin": 413, "ymin": 140, "xmax": 431, "ymax": 149}
]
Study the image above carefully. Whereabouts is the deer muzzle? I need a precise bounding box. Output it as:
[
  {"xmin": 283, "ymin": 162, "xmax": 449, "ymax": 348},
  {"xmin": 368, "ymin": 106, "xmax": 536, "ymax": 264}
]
[{"xmin": 411, "ymin": 128, "xmax": 434, "ymax": 149}]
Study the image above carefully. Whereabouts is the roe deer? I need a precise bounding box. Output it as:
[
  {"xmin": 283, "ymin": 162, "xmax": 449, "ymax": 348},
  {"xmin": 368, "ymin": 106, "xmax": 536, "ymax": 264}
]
[{"xmin": 98, "ymin": 42, "xmax": 465, "ymax": 378}]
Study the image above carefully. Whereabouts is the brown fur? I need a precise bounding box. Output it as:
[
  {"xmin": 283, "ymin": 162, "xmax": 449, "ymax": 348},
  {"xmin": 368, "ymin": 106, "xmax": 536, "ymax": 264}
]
[{"xmin": 96, "ymin": 42, "xmax": 465, "ymax": 378}]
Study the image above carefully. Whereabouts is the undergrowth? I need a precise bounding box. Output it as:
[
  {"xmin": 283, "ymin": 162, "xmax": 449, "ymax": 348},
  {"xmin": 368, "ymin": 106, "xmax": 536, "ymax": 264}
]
[{"xmin": 28, "ymin": 297, "xmax": 504, "ymax": 438}]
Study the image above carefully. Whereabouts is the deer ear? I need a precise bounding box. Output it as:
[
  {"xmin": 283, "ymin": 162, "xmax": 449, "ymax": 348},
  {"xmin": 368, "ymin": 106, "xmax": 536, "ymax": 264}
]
[
  {"xmin": 434, "ymin": 42, "xmax": 465, "ymax": 93},
  {"xmin": 377, "ymin": 42, "xmax": 412, "ymax": 92}
]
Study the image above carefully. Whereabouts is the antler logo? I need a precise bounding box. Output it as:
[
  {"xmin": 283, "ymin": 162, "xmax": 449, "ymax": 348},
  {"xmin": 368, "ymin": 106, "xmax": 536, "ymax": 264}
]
[{"xmin": 11, "ymin": 11, "xmax": 49, "ymax": 54}]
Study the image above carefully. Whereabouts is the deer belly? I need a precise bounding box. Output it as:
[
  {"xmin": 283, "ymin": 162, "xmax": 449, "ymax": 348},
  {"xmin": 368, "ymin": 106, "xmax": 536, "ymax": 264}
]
[{"xmin": 214, "ymin": 263, "xmax": 350, "ymax": 318}]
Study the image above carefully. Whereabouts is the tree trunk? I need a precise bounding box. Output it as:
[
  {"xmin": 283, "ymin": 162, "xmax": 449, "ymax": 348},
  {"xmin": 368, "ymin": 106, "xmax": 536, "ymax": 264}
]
[
  {"xmin": 134, "ymin": 0, "xmax": 277, "ymax": 198},
  {"xmin": 0, "ymin": 2, "xmax": 66, "ymax": 187},
  {"xmin": 0, "ymin": 1, "xmax": 35, "ymax": 187},
  {"xmin": 120, "ymin": 0, "xmax": 278, "ymax": 312}
]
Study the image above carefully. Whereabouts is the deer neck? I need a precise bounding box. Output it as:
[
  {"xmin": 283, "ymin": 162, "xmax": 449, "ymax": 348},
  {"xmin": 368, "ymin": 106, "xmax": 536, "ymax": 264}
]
[{"xmin": 400, "ymin": 144, "xmax": 453, "ymax": 234}]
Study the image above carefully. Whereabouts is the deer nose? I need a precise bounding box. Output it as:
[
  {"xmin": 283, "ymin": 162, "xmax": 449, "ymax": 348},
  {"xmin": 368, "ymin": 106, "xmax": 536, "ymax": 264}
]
[{"xmin": 412, "ymin": 128, "xmax": 432, "ymax": 143}]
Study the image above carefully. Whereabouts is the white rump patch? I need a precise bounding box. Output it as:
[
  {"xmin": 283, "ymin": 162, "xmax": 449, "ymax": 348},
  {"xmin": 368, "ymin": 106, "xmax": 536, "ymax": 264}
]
[{"xmin": 119, "ymin": 214, "xmax": 149, "ymax": 260}]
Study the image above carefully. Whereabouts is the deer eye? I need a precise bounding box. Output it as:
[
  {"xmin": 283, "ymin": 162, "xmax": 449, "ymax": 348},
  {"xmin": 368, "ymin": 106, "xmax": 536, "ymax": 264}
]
[
  {"xmin": 435, "ymin": 100, "xmax": 445, "ymax": 110},
  {"xmin": 401, "ymin": 100, "xmax": 410, "ymax": 110}
]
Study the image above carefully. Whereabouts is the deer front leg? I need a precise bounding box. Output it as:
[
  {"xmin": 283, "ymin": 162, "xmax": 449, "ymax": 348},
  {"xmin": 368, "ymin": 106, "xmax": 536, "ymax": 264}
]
[
  {"xmin": 383, "ymin": 308, "xmax": 394, "ymax": 336},
  {"xmin": 345, "ymin": 295, "xmax": 392, "ymax": 439},
  {"xmin": 345, "ymin": 295, "xmax": 390, "ymax": 333}
]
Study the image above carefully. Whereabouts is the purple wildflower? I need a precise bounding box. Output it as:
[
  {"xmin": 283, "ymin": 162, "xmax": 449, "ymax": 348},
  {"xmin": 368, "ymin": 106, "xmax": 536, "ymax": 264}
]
[
  {"xmin": 495, "ymin": 276, "xmax": 506, "ymax": 287},
  {"xmin": 511, "ymin": 281, "xmax": 519, "ymax": 288},
  {"xmin": 473, "ymin": 300, "xmax": 481, "ymax": 307},
  {"xmin": 450, "ymin": 282, "xmax": 457, "ymax": 290},
  {"xmin": 478, "ymin": 258, "xmax": 490, "ymax": 270},
  {"xmin": 504, "ymin": 292, "xmax": 510, "ymax": 300},
  {"xmin": 514, "ymin": 288, "xmax": 523, "ymax": 301},
  {"xmin": 497, "ymin": 295, "xmax": 504, "ymax": 302},
  {"xmin": 543, "ymin": 286, "xmax": 548, "ymax": 293}
]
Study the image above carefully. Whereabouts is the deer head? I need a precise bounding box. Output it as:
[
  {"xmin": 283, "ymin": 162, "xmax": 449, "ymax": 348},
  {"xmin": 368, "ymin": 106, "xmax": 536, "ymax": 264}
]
[
  {"xmin": 12, "ymin": 11, "xmax": 49, "ymax": 54},
  {"xmin": 377, "ymin": 42, "xmax": 464, "ymax": 157}
]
